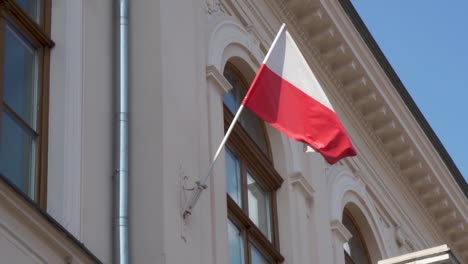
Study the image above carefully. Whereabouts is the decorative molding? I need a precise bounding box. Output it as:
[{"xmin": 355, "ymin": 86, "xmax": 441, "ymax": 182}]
[
  {"xmin": 206, "ymin": 65, "xmax": 232, "ymax": 95},
  {"xmin": 244, "ymin": 0, "xmax": 276, "ymax": 40},
  {"xmin": 326, "ymin": 0, "xmax": 467, "ymax": 226},
  {"xmin": 0, "ymin": 222, "xmax": 46, "ymax": 263},
  {"xmin": 245, "ymin": 25, "xmax": 263, "ymax": 64},
  {"xmin": 245, "ymin": 24, "xmax": 262, "ymax": 61},
  {"xmin": 395, "ymin": 226, "xmax": 415, "ymax": 252},
  {"xmin": 331, "ymin": 219, "xmax": 352, "ymax": 243},
  {"xmin": 0, "ymin": 181, "xmax": 99, "ymax": 263},
  {"xmin": 206, "ymin": 19, "xmax": 262, "ymax": 71},
  {"xmin": 327, "ymin": 165, "xmax": 390, "ymax": 258},
  {"xmin": 272, "ymin": 2, "xmax": 397, "ymax": 177},
  {"xmin": 217, "ymin": 0, "xmax": 467, "ymax": 259},
  {"xmin": 205, "ymin": 0, "xmax": 221, "ymax": 14},
  {"xmin": 209, "ymin": 0, "xmax": 468, "ymax": 261},
  {"xmin": 289, "ymin": 172, "xmax": 315, "ymax": 202}
]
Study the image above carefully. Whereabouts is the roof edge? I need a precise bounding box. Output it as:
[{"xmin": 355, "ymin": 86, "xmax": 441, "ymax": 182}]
[{"xmin": 338, "ymin": 0, "xmax": 467, "ymax": 198}]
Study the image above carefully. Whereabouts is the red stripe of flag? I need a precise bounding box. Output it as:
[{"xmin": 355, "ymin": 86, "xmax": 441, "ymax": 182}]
[{"xmin": 242, "ymin": 64, "xmax": 356, "ymax": 164}]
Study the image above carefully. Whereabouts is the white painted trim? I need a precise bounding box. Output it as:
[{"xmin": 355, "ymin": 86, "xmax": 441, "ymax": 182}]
[
  {"xmin": 289, "ymin": 172, "xmax": 315, "ymax": 201},
  {"xmin": 331, "ymin": 219, "xmax": 352, "ymax": 243},
  {"xmin": 0, "ymin": 182, "xmax": 97, "ymax": 263},
  {"xmin": 0, "ymin": 222, "xmax": 46, "ymax": 263},
  {"xmin": 378, "ymin": 244, "xmax": 453, "ymax": 264},
  {"xmin": 327, "ymin": 165, "xmax": 390, "ymax": 260},
  {"xmin": 330, "ymin": 218, "xmax": 351, "ymax": 264},
  {"xmin": 48, "ymin": 0, "xmax": 84, "ymax": 239},
  {"xmin": 207, "ymin": 18, "xmax": 263, "ymax": 71},
  {"xmin": 206, "ymin": 65, "xmax": 232, "ymax": 95}
]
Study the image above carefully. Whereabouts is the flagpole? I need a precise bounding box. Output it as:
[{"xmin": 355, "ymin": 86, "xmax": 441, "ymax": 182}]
[
  {"xmin": 182, "ymin": 24, "xmax": 286, "ymax": 219},
  {"xmin": 182, "ymin": 105, "xmax": 246, "ymax": 219}
]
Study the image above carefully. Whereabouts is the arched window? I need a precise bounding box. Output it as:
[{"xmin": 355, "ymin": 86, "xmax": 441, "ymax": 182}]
[
  {"xmin": 223, "ymin": 63, "xmax": 283, "ymax": 264},
  {"xmin": 343, "ymin": 210, "xmax": 372, "ymax": 264},
  {"xmin": 223, "ymin": 64, "xmax": 270, "ymax": 157}
]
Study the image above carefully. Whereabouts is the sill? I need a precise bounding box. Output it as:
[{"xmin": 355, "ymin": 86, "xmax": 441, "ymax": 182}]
[{"xmin": 0, "ymin": 174, "xmax": 102, "ymax": 263}]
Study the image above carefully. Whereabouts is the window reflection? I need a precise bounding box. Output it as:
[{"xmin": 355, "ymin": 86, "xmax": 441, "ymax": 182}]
[
  {"xmin": 250, "ymin": 243, "xmax": 271, "ymax": 264},
  {"xmin": 4, "ymin": 25, "xmax": 38, "ymax": 129},
  {"xmin": 15, "ymin": 0, "xmax": 41, "ymax": 22},
  {"xmin": 0, "ymin": 24, "xmax": 38, "ymax": 197},
  {"xmin": 226, "ymin": 148, "xmax": 242, "ymax": 207},
  {"xmin": 1, "ymin": 0, "xmax": 52, "ymax": 205},
  {"xmin": 247, "ymin": 173, "xmax": 272, "ymax": 241},
  {"xmin": 228, "ymin": 220, "xmax": 245, "ymax": 264},
  {"xmin": 0, "ymin": 112, "xmax": 36, "ymax": 195},
  {"xmin": 223, "ymin": 66, "xmax": 269, "ymax": 156}
]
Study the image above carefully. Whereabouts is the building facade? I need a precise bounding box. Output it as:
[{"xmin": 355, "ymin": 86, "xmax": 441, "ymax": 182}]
[{"xmin": 0, "ymin": 0, "xmax": 466, "ymax": 263}]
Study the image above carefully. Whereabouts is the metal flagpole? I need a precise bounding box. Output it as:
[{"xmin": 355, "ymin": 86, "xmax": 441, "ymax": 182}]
[{"xmin": 182, "ymin": 105, "xmax": 246, "ymax": 219}]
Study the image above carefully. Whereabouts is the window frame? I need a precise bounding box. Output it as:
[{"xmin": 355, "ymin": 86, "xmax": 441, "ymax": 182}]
[
  {"xmin": 0, "ymin": 0, "xmax": 53, "ymax": 207},
  {"xmin": 345, "ymin": 251, "xmax": 356, "ymax": 264},
  {"xmin": 223, "ymin": 63, "xmax": 284, "ymax": 263},
  {"xmin": 343, "ymin": 209, "xmax": 372, "ymax": 264},
  {"xmin": 223, "ymin": 63, "xmax": 272, "ymax": 160}
]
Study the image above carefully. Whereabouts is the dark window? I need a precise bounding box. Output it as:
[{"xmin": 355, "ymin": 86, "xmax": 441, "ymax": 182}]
[
  {"xmin": 223, "ymin": 64, "xmax": 270, "ymax": 157},
  {"xmin": 0, "ymin": 0, "xmax": 53, "ymax": 207}
]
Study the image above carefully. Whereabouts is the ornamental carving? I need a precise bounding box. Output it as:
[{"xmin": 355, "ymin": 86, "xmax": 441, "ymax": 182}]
[{"xmin": 206, "ymin": 0, "xmax": 221, "ymax": 14}]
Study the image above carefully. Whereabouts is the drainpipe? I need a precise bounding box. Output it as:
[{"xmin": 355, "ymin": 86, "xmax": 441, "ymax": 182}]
[{"xmin": 114, "ymin": 0, "xmax": 129, "ymax": 263}]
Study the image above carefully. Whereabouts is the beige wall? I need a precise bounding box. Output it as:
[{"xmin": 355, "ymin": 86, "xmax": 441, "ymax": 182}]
[{"xmin": 129, "ymin": 0, "xmax": 164, "ymax": 263}]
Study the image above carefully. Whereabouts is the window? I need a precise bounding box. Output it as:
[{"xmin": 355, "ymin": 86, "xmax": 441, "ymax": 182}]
[
  {"xmin": 223, "ymin": 63, "xmax": 284, "ymax": 264},
  {"xmin": 0, "ymin": 0, "xmax": 53, "ymax": 207},
  {"xmin": 343, "ymin": 210, "xmax": 372, "ymax": 264}
]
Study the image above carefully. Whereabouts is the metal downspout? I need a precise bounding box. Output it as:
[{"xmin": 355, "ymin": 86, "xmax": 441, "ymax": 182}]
[{"xmin": 114, "ymin": 0, "xmax": 129, "ymax": 263}]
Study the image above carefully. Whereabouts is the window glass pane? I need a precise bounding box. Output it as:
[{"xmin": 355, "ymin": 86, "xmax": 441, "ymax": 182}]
[
  {"xmin": 223, "ymin": 70, "xmax": 269, "ymax": 156},
  {"xmin": 225, "ymin": 149, "xmax": 242, "ymax": 207},
  {"xmin": 223, "ymin": 68, "xmax": 242, "ymax": 114},
  {"xmin": 342, "ymin": 214, "xmax": 370, "ymax": 264},
  {"xmin": 0, "ymin": 111, "xmax": 36, "ymax": 196},
  {"xmin": 4, "ymin": 25, "xmax": 38, "ymax": 129},
  {"xmin": 247, "ymin": 173, "xmax": 272, "ymax": 241},
  {"xmin": 228, "ymin": 220, "xmax": 245, "ymax": 264},
  {"xmin": 250, "ymin": 243, "xmax": 271, "ymax": 264},
  {"xmin": 223, "ymin": 88, "xmax": 238, "ymax": 114},
  {"xmin": 14, "ymin": 0, "xmax": 41, "ymax": 22},
  {"xmin": 242, "ymin": 109, "xmax": 268, "ymax": 155}
]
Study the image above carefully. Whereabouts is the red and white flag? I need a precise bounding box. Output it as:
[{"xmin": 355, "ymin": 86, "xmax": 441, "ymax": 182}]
[{"xmin": 242, "ymin": 24, "xmax": 356, "ymax": 164}]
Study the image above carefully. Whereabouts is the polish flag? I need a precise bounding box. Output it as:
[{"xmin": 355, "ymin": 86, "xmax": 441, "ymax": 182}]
[{"xmin": 242, "ymin": 24, "xmax": 357, "ymax": 164}]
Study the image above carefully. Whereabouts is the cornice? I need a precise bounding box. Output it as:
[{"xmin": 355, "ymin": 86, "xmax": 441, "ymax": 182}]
[
  {"xmin": 219, "ymin": 0, "xmax": 466, "ymax": 259},
  {"xmin": 267, "ymin": 0, "xmax": 468, "ymax": 261},
  {"xmin": 0, "ymin": 176, "xmax": 102, "ymax": 263},
  {"xmin": 324, "ymin": 0, "xmax": 468, "ymax": 254},
  {"xmin": 244, "ymin": 0, "xmax": 276, "ymax": 42},
  {"xmin": 337, "ymin": 0, "xmax": 467, "ymax": 199}
]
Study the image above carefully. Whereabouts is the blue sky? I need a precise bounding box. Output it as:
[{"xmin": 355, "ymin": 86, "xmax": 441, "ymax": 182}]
[{"xmin": 351, "ymin": 1, "xmax": 468, "ymax": 181}]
